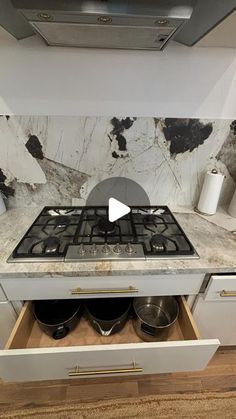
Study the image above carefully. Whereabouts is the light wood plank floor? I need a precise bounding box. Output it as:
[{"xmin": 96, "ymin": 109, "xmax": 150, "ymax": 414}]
[{"xmin": 1, "ymin": 348, "xmax": 236, "ymax": 411}]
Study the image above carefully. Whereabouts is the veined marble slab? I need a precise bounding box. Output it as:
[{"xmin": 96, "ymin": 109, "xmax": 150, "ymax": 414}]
[{"xmin": 0, "ymin": 116, "xmax": 235, "ymax": 209}]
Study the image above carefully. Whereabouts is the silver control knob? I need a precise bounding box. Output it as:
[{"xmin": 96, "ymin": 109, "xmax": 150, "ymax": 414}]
[
  {"xmin": 113, "ymin": 243, "xmax": 122, "ymax": 254},
  {"xmin": 125, "ymin": 243, "xmax": 134, "ymax": 254},
  {"xmin": 102, "ymin": 243, "xmax": 110, "ymax": 254},
  {"xmin": 91, "ymin": 243, "xmax": 97, "ymax": 254},
  {"xmin": 78, "ymin": 244, "xmax": 85, "ymax": 255}
]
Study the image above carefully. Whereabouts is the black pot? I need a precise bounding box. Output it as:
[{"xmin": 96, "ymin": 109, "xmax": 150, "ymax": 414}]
[
  {"xmin": 85, "ymin": 298, "xmax": 131, "ymax": 336},
  {"xmin": 33, "ymin": 299, "xmax": 82, "ymax": 340}
]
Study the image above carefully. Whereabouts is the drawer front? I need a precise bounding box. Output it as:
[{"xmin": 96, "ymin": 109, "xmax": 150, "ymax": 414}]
[
  {"xmin": 0, "ymin": 285, "xmax": 6, "ymax": 301},
  {"xmin": 204, "ymin": 275, "xmax": 236, "ymax": 301},
  {"xmin": 0, "ymin": 340, "xmax": 219, "ymax": 382},
  {"xmin": 1, "ymin": 274, "xmax": 204, "ymax": 301},
  {"xmin": 0, "ymin": 297, "xmax": 219, "ymax": 382}
]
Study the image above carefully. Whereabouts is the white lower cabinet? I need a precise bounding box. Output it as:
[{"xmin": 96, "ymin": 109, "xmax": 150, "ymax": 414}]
[
  {"xmin": 0, "ymin": 297, "xmax": 219, "ymax": 382},
  {"xmin": 193, "ymin": 275, "xmax": 236, "ymax": 345}
]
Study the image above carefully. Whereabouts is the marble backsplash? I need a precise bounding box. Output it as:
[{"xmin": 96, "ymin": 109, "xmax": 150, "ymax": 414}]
[{"xmin": 0, "ymin": 116, "xmax": 235, "ymax": 209}]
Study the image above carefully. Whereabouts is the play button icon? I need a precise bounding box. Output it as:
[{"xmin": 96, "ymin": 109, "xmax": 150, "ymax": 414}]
[{"xmin": 108, "ymin": 198, "xmax": 130, "ymax": 222}]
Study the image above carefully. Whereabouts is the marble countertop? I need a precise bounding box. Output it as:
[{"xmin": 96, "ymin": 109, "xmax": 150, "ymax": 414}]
[{"xmin": 0, "ymin": 207, "xmax": 236, "ymax": 278}]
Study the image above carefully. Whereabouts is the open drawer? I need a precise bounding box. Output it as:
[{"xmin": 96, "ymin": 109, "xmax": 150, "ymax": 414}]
[{"xmin": 0, "ymin": 297, "xmax": 220, "ymax": 382}]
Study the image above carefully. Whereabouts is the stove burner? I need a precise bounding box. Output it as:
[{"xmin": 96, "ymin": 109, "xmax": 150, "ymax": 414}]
[
  {"xmin": 42, "ymin": 215, "xmax": 70, "ymax": 236},
  {"xmin": 54, "ymin": 216, "xmax": 70, "ymax": 228},
  {"xmin": 144, "ymin": 214, "xmax": 159, "ymax": 225},
  {"xmin": 144, "ymin": 213, "xmax": 167, "ymax": 235},
  {"xmin": 97, "ymin": 218, "xmax": 116, "ymax": 235},
  {"xmin": 48, "ymin": 209, "xmax": 74, "ymax": 216},
  {"xmin": 43, "ymin": 236, "xmax": 60, "ymax": 253},
  {"xmin": 150, "ymin": 234, "xmax": 168, "ymax": 252}
]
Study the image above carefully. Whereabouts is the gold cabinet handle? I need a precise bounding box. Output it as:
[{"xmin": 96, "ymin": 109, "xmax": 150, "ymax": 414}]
[
  {"xmin": 71, "ymin": 286, "xmax": 138, "ymax": 295},
  {"xmin": 220, "ymin": 290, "xmax": 236, "ymax": 297},
  {"xmin": 69, "ymin": 362, "xmax": 143, "ymax": 377}
]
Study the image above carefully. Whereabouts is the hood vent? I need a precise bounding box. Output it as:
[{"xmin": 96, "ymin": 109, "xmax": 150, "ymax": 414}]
[{"xmin": 12, "ymin": 0, "xmax": 195, "ymax": 50}]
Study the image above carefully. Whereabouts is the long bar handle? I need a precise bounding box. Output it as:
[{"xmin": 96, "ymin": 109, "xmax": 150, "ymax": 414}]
[
  {"xmin": 71, "ymin": 286, "xmax": 138, "ymax": 295},
  {"xmin": 69, "ymin": 363, "xmax": 143, "ymax": 377},
  {"xmin": 220, "ymin": 290, "xmax": 236, "ymax": 297}
]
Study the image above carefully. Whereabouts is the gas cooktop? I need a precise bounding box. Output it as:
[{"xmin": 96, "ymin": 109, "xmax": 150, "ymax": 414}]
[{"xmin": 8, "ymin": 206, "xmax": 199, "ymax": 263}]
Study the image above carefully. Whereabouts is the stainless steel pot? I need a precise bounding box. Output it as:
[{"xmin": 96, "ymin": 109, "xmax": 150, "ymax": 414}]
[
  {"xmin": 85, "ymin": 298, "xmax": 131, "ymax": 336},
  {"xmin": 133, "ymin": 296, "xmax": 179, "ymax": 342}
]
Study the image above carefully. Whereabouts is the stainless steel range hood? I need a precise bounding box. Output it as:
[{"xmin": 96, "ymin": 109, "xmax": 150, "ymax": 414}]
[{"xmin": 11, "ymin": 0, "xmax": 195, "ymax": 50}]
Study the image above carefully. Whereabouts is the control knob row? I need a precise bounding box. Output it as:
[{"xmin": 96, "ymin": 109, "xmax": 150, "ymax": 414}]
[{"xmin": 78, "ymin": 243, "xmax": 135, "ymax": 255}]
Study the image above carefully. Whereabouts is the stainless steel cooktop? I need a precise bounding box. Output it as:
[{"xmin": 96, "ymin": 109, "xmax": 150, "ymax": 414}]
[{"xmin": 8, "ymin": 206, "xmax": 199, "ymax": 263}]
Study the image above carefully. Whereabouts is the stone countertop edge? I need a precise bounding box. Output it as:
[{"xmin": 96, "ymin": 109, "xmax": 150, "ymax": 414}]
[{"xmin": 0, "ymin": 207, "xmax": 236, "ymax": 278}]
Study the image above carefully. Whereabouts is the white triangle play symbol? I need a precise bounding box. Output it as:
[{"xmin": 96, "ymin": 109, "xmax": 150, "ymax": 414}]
[{"xmin": 108, "ymin": 198, "xmax": 130, "ymax": 222}]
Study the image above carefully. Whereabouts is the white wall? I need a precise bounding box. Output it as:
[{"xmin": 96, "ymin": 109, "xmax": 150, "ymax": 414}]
[{"xmin": 0, "ymin": 28, "xmax": 236, "ymax": 118}]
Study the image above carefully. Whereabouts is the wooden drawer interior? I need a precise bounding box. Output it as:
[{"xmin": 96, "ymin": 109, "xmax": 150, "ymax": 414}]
[{"xmin": 5, "ymin": 296, "xmax": 201, "ymax": 350}]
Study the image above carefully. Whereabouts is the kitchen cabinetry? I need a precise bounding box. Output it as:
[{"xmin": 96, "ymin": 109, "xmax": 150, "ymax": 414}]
[
  {"xmin": 193, "ymin": 275, "xmax": 236, "ymax": 345},
  {"xmin": 197, "ymin": 10, "xmax": 236, "ymax": 48},
  {"xmin": 176, "ymin": 1, "xmax": 236, "ymax": 48},
  {"xmin": 0, "ymin": 302, "xmax": 17, "ymax": 348},
  {"xmin": 0, "ymin": 273, "xmax": 220, "ymax": 382},
  {"xmin": 0, "ymin": 284, "xmax": 17, "ymax": 349},
  {"xmin": 0, "ymin": 284, "xmax": 6, "ymax": 301}
]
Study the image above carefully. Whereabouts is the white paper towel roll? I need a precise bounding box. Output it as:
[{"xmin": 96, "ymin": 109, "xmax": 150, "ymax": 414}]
[
  {"xmin": 197, "ymin": 170, "xmax": 224, "ymax": 215},
  {"xmin": 228, "ymin": 189, "xmax": 236, "ymax": 218}
]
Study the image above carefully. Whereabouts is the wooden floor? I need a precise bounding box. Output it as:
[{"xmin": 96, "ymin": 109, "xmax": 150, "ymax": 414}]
[{"xmin": 1, "ymin": 348, "xmax": 236, "ymax": 412}]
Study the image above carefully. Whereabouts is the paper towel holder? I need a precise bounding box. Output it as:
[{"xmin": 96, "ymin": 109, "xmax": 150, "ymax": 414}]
[
  {"xmin": 194, "ymin": 167, "xmax": 225, "ymax": 216},
  {"xmin": 194, "ymin": 169, "xmax": 217, "ymax": 215}
]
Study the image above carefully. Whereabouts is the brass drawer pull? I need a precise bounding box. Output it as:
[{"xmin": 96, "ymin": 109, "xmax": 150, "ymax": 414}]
[
  {"xmin": 220, "ymin": 290, "xmax": 236, "ymax": 297},
  {"xmin": 71, "ymin": 286, "xmax": 138, "ymax": 295},
  {"xmin": 69, "ymin": 362, "xmax": 143, "ymax": 377}
]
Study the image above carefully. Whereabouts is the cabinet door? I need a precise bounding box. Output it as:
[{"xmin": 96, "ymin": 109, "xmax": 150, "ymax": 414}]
[
  {"xmin": 193, "ymin": 274, "xmax": 236, "ymax": 345},
  {"xmin": 193, "ymin": 294, "xmax": 236, "ymax": 345},
  {"xmin": 0, "ymin": 302, "xmax": 17, "ymax": 349}
]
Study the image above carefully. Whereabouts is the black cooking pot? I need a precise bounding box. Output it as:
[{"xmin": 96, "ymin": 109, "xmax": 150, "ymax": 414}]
[
  {"xmin": 85, "ymin": 298, "xmax": 131, "ymax": 336},
  {"xmin": 33, "ymin": 299, "xmax": 82, "ymax": 340}
]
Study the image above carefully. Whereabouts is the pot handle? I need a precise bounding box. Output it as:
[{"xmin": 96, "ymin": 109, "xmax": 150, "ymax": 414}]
[
  {"xmin": 141, "ymin": 322, "xmax": 156, "ymax": 337},
  {"xmin": 53, "ymin": 325, "xmax": 69, "ymax": 340},
  {"xmin": 93, "ymin": 320, "xmax": 121, "ymax": 336}
]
